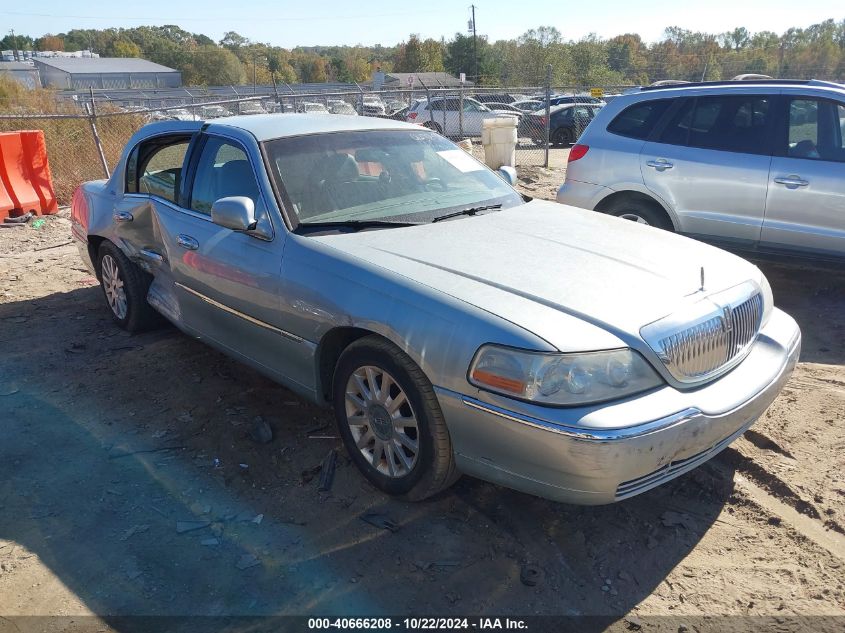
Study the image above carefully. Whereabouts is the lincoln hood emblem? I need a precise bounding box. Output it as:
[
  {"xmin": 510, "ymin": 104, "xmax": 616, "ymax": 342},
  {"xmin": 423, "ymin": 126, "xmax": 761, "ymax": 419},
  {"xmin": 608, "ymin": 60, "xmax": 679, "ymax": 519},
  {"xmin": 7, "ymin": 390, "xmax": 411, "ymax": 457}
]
[{"xmin": 719, "ymin": 305, "xmax": 734, "ymax": 332}]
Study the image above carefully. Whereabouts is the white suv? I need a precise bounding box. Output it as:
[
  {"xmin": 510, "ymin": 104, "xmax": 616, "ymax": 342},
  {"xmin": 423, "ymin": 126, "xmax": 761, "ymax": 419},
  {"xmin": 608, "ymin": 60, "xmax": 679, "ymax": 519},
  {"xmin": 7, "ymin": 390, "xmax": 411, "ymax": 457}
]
[
  {"xmin": 557, "ymin": 79, "xmax": 845, "ymax": 262},
  {"xmin": 407, "ymin": 96, "xmax": 519, "ymax": 136}
]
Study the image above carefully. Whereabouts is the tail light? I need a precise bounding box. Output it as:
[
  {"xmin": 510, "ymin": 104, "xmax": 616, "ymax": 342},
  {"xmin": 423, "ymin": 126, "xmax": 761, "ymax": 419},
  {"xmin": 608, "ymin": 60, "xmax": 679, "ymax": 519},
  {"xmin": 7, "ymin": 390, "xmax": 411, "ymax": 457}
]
[
  {"xmin": 568, "ymin": 144, "xmax": 589, "ymax": 162},
  {"xmin": 538, "ymin": 116, "xmax": 547, "ymax": 127},
  {"xmin": 407, "ymin": 111, "xmax": 417, "ymax": 120}
]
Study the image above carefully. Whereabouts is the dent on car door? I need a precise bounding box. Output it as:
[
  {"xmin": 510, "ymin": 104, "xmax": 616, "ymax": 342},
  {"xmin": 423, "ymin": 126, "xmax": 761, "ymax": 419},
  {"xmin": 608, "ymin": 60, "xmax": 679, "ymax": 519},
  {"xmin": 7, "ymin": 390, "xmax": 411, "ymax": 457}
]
[
  {"xmin": 640, "ymin": 95, "xmax": 774, "ymax": 245},
  {"xmin": 762, "ymin": 97, "xmax": 845, "ymax": 258},
  {"xmin": 114, "ymin": 135, "xmax": 193, "ymax": 319}
]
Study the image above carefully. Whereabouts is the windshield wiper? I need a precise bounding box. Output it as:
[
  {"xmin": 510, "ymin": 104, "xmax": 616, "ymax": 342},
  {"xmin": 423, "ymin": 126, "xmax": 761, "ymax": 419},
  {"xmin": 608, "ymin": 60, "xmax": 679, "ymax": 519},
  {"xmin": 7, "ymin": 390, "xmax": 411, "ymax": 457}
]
[
  {"xmin": 431, "ymin": 204, "xmax": 502, "ymax": 223},
  {"xmin": 295, "ymin": 219, "xmax": 420, "ymax": 233}
]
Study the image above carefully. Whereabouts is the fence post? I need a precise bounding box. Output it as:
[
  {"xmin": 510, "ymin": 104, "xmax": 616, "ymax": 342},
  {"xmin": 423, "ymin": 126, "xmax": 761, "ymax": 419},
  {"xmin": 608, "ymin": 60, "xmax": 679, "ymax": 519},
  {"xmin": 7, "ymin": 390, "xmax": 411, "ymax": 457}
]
[
  {"xmin": 459, "ymin": 83, "xmax": 464, "ymax": 139},
  {"xmin": 357, "ymin": 83, "xmax": 365, "ymax": 116},
  {"xmin": 87, "ymin": 87, "xmax": 110, "ymax": 179},
  {"xmin": 544, "ymin": 64, "xmax": 552, "ymax": 168}
]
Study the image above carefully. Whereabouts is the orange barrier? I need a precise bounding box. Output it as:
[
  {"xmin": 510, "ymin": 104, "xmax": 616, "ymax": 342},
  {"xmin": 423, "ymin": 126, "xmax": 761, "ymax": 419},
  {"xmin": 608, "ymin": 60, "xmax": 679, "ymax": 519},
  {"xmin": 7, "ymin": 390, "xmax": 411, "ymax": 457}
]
[{"xmin": 0, "ymin": 130, "xmax": 58, "ymax": 222}]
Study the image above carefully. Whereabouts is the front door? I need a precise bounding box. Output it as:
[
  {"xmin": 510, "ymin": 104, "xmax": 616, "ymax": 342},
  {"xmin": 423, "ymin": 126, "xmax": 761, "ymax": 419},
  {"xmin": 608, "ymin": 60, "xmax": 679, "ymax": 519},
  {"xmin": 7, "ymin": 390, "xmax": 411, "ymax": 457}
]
[
  {"xmin": 155, "ymin": 135, "xmax": 293, "ymax": 380},
  {"xmin": 640, "ymin": 94, "xmax": 775, "ymax": 245},
  {"xmin": 762, "ymin": 96, "xmax": 845, "ymax": 258}
]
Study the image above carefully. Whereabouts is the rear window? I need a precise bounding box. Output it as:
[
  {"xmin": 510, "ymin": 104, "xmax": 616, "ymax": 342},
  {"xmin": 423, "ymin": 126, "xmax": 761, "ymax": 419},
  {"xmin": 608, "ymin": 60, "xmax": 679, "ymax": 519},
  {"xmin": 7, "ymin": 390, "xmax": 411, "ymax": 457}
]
[{"xmin": 607, "ymin": 100, "xmax": 671, "ymax": 139}]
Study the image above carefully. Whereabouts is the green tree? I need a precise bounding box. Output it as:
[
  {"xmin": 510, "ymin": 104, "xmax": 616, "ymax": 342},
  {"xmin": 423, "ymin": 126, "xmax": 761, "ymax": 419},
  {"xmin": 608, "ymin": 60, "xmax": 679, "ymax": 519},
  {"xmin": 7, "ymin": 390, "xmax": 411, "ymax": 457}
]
[
  {"xmin": 109, "ymin": 39, "xmax": 142, "ymax": 58},
  {"xmin": 183, "ymin": 46, "xmax": 244, "ymax": 85}
]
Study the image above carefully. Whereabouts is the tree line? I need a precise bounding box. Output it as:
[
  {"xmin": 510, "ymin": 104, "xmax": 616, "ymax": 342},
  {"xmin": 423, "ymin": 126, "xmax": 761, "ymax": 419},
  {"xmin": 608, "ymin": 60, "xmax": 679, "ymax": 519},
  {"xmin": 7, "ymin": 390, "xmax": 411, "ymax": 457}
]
[{"xmin": 2, "ymin": 19, "xmax": 844, "ymax": 88}]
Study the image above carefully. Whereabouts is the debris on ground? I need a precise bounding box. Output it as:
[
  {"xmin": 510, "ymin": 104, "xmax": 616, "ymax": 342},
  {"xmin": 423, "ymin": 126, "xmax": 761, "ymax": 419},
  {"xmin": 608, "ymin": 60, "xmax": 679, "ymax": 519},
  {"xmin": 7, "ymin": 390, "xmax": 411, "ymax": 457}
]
[
  {"xmin": 661, "ymin": 510, "xmax": 695, "ymax": 530},
  {"xmin": 360, "ymin": 512, "xmax": 400, "ymax": 532},
  {"xmin": 300, "ymin": 463, "xmax": 322, "ymax": 484},
  {"xmin": 249, "ymin": 416, "xmax": 273, "ymax": 444},
  {"xmin": 120, "ymin": 524, "xmax": 150, "ymax": 541},
  {"xmin": 235, "ymin": 554, "xmax": 261, "ymax": 570},
  {"xmin": 0, "ymin": 385, "xmax": 19, "ymax": 397},
  {"xmin": 201, "ymin": 538, "xmax": 220, "ymax": 546},
  {"xmin": 175, "ymin": 520, "xmax": 211, "ymax": 534},
  {"xmin": 318, "ymin": 450, "xmax": 337, "ymax": 492},
  {"xmin": 520, "ymin": 563, "xmax": 542, "ymax": 587}
]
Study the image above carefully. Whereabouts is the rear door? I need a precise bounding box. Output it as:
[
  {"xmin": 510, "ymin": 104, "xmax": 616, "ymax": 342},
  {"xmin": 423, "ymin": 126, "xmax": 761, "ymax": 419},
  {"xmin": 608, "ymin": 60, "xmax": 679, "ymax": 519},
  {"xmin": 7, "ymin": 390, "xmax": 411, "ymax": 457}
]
[
  {"xmin": 640, "ymin": 94, "xmax": 775, "ymax": 245},
  {"xmin": 761, "ymin": 96, "xmax": 845, "ymax": 258}
]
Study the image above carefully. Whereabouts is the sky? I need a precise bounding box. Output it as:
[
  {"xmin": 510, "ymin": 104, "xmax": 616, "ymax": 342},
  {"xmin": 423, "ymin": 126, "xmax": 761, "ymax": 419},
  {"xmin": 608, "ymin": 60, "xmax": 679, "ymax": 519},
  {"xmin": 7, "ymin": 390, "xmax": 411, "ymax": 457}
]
[{"xmin": 2, "ymin": 0, "xmax": 843, "ymax": 48}]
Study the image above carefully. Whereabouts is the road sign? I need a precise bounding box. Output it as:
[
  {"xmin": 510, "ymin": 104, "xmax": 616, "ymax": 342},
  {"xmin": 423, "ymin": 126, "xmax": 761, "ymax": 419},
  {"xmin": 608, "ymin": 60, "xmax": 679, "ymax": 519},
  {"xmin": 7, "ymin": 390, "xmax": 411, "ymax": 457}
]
[{"xmin": 590, "ymin": 88, "xmax": 603, "ymax": 98}]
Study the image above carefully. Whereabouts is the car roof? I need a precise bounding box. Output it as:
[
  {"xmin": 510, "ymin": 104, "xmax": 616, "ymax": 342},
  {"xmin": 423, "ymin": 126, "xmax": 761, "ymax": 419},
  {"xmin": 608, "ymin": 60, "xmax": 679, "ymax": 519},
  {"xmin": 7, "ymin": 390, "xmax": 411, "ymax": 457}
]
[{"xmin": 205, "ymin": 113, "xmax": 422, "ymax": 140}]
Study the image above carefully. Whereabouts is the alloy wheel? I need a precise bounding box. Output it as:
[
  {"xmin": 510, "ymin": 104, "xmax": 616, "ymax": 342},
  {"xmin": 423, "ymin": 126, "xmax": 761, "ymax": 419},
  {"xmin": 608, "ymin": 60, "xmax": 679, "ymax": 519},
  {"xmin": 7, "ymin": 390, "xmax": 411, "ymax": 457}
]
[
  {"xmin": 100, "ymin": 254, "xmax": 128, "ymax": 319},
  {"xmin": 619, "ymin": 213, "xmax": 650, "ymax": 225},
  {"xmin": 344, "ymin": 365, "xmax": 420, "ymax": 478}
]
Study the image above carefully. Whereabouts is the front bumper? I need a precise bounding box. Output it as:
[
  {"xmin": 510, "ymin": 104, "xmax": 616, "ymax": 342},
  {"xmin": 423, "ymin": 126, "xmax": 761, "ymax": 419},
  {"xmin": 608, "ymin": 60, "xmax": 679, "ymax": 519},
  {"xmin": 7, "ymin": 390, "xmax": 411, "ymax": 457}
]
[{"xmin": 437, "ymin": 308, "xmax": 801, "ymax": 505}]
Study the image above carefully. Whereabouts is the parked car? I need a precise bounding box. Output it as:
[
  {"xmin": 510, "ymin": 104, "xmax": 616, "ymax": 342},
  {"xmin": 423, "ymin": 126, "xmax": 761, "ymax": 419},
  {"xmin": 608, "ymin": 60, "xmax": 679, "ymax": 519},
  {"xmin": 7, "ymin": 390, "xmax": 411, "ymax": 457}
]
[
  {"xmin": 329, "ymin": 102, "xmax": 358, "ymax": 115},
  {"xmin": 71, "ymin": 115, "xmax": 800, "ymax": 504},
  {"xmin": 387, "ymin": 105, "xmax": 409, "ymax": 121},
  {"xmin": 549, "ymin": 94, "xmax": 606, "ymax": 106},
  {"xmin": 237, "ymin": 101, "xmax": 267, "ymax": 115},
  {"xmin": 407, "ymin": 96, "xmax": 519, "ymax": 136},
  {"xmin": 557, "ymin": 79, "xmax": 845, "ymax": 261},
  {"xmin": 199, "ymin": 104, "xmax": 231, "ymax": 119},
  {"xmin": 512, "ymin": 99, "xmax": 544, "ymax": 112},
  {"xmin": 519, "ymin": 103, "xmax": 603, "ymax": 146},
  {"xmin": 167, "ymin": 108, "xmax": 196, "ymax": 121},
  {"xmin": 362, "ymin": 97, "xmax": 386, "ymax": 116},
  {"xmin": 481, "ymin": 102, "xmax": 525, "ymax": 116},
  {"xmin": 474, "ymin": 93, "xmax": 528, "ymax": 105},
  {"xmin": 296, "ymin": 102, "xmax": 329, "ymax": 114}
]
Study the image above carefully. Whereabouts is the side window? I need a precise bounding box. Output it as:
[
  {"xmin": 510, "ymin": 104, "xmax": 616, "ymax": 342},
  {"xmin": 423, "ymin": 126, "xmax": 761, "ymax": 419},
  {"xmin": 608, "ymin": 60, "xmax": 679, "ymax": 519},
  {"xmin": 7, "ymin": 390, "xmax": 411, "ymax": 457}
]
[
  {"xmin": 607, "ymin": 99, "xmax": 671, "ymax": 140},
  {"xmin": 427, "ymin": 100, "xmax": 442, "ymax": 111},
  {"xmin": 443, "ymin": 98, "xmax": 461, "ymax": 111},
  {"xmin": 463, "ymin": 100, "xmax": 481, "ymax": 112},
  {"xmin": 128, "ymin": 139, "xmax": 190, "ymax": 202},
  {"xmin": 658, "ymin": 96, "xmax": 773, "ymax": 154},
  {"xmin": 786, "ymin": 99, "xmax": 845, "ymax": 162},
  {"xmin": 190, "ymin": 137, "xmax": 265, "ymax": 216}
]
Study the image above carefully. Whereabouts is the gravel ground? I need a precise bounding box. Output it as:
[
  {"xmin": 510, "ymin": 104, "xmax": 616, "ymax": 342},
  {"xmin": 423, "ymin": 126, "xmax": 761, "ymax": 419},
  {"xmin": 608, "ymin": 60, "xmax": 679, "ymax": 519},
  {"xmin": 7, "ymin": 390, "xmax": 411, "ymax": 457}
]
[{"xmin": 1, "ymin": 174, "xmax": 844, "ymax": 631}]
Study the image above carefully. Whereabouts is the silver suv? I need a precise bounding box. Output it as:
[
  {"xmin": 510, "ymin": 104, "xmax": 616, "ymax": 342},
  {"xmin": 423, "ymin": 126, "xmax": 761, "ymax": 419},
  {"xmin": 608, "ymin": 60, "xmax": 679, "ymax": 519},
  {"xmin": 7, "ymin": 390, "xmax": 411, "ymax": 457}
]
[{"xmin": 557, "ymin": 80, "xmax": 845, "ymax": 261}]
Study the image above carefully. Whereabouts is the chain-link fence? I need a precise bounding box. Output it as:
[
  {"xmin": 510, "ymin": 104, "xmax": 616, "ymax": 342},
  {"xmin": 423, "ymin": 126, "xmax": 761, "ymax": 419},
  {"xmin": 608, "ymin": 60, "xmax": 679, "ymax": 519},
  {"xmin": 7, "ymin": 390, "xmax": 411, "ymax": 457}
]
[{"xmin": 1, "ymin": 77, "xmax": 634, "ymax": 205}]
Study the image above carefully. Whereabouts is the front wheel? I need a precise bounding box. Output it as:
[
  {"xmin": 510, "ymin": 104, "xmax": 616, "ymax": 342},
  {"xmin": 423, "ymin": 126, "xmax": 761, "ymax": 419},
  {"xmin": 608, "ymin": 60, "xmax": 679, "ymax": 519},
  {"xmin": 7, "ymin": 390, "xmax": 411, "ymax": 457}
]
[{"xmin": 333, "ymin": 335, "xmax": 459, "ymax": 501}]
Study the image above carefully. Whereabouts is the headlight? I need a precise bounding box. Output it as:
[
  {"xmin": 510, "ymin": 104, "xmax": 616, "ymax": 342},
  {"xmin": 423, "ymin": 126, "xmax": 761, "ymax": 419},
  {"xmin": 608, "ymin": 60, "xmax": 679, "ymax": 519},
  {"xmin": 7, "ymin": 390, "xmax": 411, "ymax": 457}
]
[{"xmin": 468, "ymin": 345, "xmax": 663, "ymax": 406}]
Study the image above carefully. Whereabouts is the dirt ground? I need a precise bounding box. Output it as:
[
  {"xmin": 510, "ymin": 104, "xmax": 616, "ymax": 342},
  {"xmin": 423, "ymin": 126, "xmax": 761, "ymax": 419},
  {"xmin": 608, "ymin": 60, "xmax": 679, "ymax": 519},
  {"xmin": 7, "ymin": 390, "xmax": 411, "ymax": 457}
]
[{"xmin": 1, "ymin": 163, "xmax": 844, "ymax": 631}]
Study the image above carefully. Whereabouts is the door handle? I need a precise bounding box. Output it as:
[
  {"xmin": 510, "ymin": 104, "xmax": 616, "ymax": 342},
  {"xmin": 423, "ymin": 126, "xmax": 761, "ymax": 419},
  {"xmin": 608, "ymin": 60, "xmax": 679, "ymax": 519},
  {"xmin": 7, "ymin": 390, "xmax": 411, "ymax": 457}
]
[
  {"xmin": 646, "ymin": 159, "xmax": 674, "ymax": 171},
  {"xmin": 177, "ymin": 234, "xmax": 199, "ymax": 250},
  {"xmin": 774, "ymin": 175, "xmax": 809, "ymax": 188},
  {"xmin": 113, "ymin": 211, "xmax": 134, "ymax": 223}
]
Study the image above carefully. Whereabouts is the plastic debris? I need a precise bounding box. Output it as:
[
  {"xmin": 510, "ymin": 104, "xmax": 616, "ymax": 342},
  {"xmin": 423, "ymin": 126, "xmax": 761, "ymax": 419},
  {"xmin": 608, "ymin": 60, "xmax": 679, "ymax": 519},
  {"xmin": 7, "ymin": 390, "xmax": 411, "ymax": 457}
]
[
  {"xmin": 317, "ymin": 450, "xmax": 337, "ymax": 492},
  {"xmin": 176, "ymin": 520, "xmax": 211, "ymax": 534},
  {"xmin": 249, "ymin": 416, "xmax": 274, "ymax": 444},
  {"xmin": 236, "ymin": 554, "xmax": 261, "ymax": 570},
  {"xmin": 360, "ymin": 512, "xmax": 399, "ymax": 532},
  {"xmin": 31, "ymin": 219, "xmax": 46, "ymax": 229},
  {"xmin": 520, "ymin": 564, "xmax": 542, "ymax": 587}
]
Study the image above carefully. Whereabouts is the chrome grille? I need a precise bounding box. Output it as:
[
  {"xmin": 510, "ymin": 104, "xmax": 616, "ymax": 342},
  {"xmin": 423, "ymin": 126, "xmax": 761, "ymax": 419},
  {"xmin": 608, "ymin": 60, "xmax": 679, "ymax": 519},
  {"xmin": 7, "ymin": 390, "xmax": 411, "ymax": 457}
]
[{"xmin": 643, "ymin": 286, "xmax": 763, "ymax": 384}]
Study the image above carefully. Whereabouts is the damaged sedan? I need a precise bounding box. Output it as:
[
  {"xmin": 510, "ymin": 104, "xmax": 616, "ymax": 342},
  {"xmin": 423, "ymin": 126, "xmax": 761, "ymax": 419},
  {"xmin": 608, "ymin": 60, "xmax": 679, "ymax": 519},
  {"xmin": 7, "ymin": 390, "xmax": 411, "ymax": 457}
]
[{"xmin": 71, "ymin": 114, "xmax": 801, "ymax": 504}]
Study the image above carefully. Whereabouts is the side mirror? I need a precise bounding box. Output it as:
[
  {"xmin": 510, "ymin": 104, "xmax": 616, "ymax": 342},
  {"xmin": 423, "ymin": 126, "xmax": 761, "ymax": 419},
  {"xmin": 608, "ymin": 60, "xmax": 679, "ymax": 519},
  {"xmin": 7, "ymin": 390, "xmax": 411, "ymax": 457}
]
[
  {"xmin": 497, "ymin": 166, "xmax": 518, "ymax": 187},
  {"xmin": 211, "ymin": 196, "xmax": 256, "ymax": 231}
]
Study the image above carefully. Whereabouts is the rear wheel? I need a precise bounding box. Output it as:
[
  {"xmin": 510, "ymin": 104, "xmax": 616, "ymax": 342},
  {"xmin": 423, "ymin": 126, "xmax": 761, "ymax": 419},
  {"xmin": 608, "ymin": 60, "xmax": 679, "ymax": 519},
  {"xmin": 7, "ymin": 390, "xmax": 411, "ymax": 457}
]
[
  {"xmin": 604, "ymin": 197, "xmax": 673, "ymax": 231},
  {"xmin": 552, "ymin": 128, "xmax": 572, "ymax": 146},
  {"xmin": 333, "ymin": 335, "xmax": 459, "ymax": 501},
  {"xmin": 97, "ymin": 241, "xmax": 161, "ymax": 332}
]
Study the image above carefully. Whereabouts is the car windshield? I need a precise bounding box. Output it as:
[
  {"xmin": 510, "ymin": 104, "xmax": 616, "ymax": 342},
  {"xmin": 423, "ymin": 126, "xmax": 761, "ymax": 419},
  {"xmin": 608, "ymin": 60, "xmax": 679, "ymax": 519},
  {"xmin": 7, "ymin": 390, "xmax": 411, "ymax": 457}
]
[{"xmin": 264, "ymin": 129, "xmax": 524, "ymax": 227}]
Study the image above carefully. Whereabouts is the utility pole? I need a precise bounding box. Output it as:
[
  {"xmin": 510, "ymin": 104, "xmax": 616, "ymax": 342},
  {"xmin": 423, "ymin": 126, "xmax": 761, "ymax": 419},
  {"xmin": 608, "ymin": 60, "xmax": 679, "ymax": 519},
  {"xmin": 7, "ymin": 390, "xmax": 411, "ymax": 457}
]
[
  {"xmin": 470, "ymin": 5, "xmax": 478, "ymax": 84},
  {"xmin": 9, "ymin": 29, "xmax": 18, "ymax": 61}
]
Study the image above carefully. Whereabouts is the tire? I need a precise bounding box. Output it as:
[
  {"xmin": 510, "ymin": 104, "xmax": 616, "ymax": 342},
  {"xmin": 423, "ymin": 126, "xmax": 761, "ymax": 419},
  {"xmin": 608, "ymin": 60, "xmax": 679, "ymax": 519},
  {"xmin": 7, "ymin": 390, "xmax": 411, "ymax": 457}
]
[
  {"xmin": 97, "ymin": 241, "xmax": 161, "ymax": 333},
  {"xmin": 333, "ymin": 335, "xmax": 460, "ymax": 501},
  {"xmin": 552, "ymin": 128, "xmax": 572, "ymax": 146},
  {"xmin": 604, "ymin": 197, "xmax": 673, "ymax": 231}
]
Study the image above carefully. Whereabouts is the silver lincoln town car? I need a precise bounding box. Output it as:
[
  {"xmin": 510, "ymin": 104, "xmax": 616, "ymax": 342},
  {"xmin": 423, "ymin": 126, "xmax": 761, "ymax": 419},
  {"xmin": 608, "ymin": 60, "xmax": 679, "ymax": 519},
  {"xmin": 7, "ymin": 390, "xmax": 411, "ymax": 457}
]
[{"xmin": 71, "ymin": 115, "xmax": 801, "ymax": 504}]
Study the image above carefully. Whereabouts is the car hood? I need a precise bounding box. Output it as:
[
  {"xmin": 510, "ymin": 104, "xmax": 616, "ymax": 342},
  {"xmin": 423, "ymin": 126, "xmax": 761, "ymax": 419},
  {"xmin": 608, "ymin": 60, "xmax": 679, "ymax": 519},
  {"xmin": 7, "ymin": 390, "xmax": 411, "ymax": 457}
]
[{"xmin": 311, "ymin": 200, "xmax": 762, "ymax": 349}]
